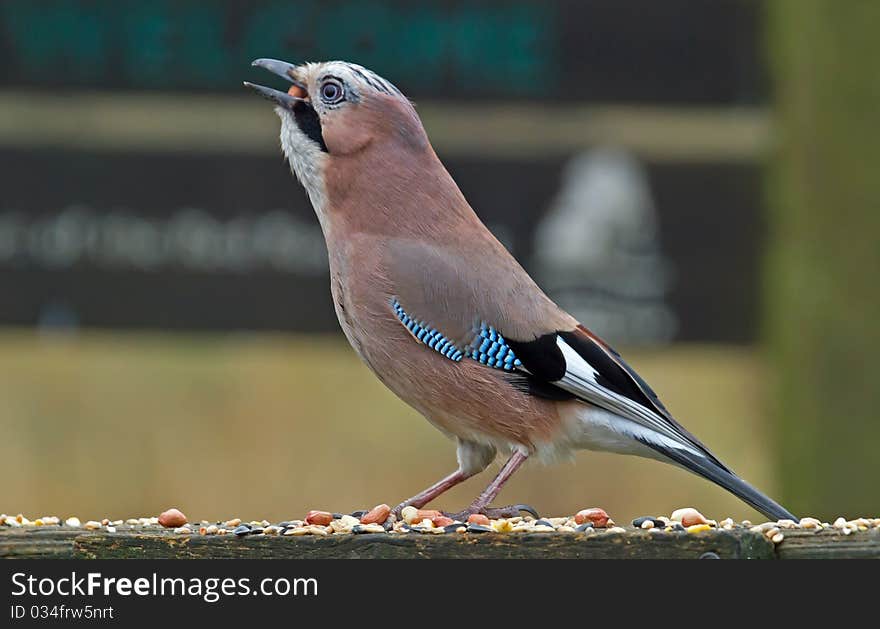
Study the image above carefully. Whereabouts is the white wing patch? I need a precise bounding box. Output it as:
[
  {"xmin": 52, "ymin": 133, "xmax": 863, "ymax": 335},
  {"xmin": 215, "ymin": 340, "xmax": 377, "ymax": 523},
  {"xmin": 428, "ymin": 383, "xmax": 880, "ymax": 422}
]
[{"xmin": 554, "ymin": 336, "xmax": 702, "ymax": 455}]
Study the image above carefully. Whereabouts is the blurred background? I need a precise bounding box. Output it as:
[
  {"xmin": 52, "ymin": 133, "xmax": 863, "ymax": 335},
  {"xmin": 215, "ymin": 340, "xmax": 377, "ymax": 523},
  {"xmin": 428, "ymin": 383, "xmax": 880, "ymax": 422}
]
[{"xmin": 0, "ymin": 0, "xmax": 876, "ymax": 523}]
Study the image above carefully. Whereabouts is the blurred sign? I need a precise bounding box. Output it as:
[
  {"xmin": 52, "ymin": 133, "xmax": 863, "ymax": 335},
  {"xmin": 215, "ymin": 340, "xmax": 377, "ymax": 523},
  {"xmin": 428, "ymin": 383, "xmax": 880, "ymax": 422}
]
[
  {"xmin": 0, "ymin": 148, "xmax": 761, "ymax": 343},
  {"xmin": 0, "ymin": 0, "xmax": 762, "ymax": 103},
  {"xmin": 534, "ymin": 148, "xmax": 677, "ymax": 343}
]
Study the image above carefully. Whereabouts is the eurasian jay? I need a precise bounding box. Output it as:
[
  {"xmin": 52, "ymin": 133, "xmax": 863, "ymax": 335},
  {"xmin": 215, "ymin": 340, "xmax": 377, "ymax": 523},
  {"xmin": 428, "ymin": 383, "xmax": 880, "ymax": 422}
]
[{"xmin": 245, "ymin": 59, "xmax": 796, "ymax": 522}]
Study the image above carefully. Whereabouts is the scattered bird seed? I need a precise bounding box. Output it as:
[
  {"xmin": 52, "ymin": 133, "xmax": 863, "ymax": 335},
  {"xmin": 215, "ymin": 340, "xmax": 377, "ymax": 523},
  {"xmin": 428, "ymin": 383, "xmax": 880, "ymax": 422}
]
[
  {"xmin": 631, "ymin": 516, "xmax": 655, "ymax": 528},
  {"xmin": 9, "ymin": 510, "xmax": 880, "ymax": 544},
  {"xmin": 401, "ymin": 506, "xmax": 420, "ymax": 525},
  {"xmin": 305, "ymin": 510, "xmax": 333, "ymax": 526},
  {"xmin": 283, "ymin": 527, "xmax": 309, "ymax": 536},
  {"xmin": 671, "ymin": 508, "xmax": 709, "ymax": 527},
  {"xmin": 330, "ymin": 514, "xmax": 361, "ymax": 533},
  {"xmin": 432, "ymin": 516, "xmax": 455, "ymax": 528},
  {"xmin": 575, "ymin": 508, "xmax": 610, "ymax": 528},
  {"xmin": 158, "ymin": 508, "xmax": 187, "ymax": 529},
  {"xmin": 633, "ymin": 516, "xmax": 666, "ymax": 529},
  {"xmin": 491, "ymin": 519, "xmax": 513, "ymax": 533},
  {"xmin": 467, "ymin": 513, "xmax": 491, "ymax": 526},
  {"xmin": 360, "ymin": 504, "xmax": 391, "ymax": 525}
]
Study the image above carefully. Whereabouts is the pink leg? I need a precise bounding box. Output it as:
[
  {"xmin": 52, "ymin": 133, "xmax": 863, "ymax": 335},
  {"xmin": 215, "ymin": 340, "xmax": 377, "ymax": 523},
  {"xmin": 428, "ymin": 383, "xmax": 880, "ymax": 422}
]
[
  {"xmin": 445, "ymin": 450, "xmax": 538, "ymax": 520},
  {"xmin": 469, "ymin": 450, "xmax": 528, "ymax": 510},
  {"xmin": 392, "ymin": 469, "xmax": 472, "ymax": 517}
]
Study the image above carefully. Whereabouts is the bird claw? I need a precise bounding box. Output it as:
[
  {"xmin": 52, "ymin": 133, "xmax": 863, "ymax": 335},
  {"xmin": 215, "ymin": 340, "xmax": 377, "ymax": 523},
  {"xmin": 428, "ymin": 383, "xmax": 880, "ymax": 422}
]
[
  {"xmin": 510, "ymin": 503, "xmax": 540, "ymax": 519},
  {"xmin": 443, "ymin": 503, "xmax": 540, "ymax": 521}
]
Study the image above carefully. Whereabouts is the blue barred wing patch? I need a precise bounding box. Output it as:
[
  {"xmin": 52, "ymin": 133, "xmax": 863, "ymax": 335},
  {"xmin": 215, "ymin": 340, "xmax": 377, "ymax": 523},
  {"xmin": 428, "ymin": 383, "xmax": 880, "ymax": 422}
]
[
  {"xmin": 392, "ymin": 299, "xmax": 522, "ymax": 371},
  {"xmin": 467, "ymin": 322, "xmax": 522, "ymax": 371},
  {"xmin": 392, "ymin": 299, "xmax": 464, "ymax": 361}
]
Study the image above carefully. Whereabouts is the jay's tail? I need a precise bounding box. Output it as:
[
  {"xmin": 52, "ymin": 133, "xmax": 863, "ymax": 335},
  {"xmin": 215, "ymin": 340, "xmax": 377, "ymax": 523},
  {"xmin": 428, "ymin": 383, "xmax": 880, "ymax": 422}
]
[{"xmin": 649, "ymin": 442, "xmax": 797, "ymax": 522}]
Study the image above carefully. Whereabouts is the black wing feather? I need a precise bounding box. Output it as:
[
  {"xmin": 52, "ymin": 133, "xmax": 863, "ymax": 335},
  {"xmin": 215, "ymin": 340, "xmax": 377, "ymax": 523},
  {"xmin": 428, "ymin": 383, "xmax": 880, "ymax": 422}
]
[{"xmin": 508, "ymin": 326, "xmax": 729, "ymax": 472}]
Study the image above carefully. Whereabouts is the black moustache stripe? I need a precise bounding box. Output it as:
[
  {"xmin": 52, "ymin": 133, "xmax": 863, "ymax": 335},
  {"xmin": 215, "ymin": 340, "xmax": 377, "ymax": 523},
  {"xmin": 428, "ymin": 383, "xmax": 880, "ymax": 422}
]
[{"xmin": 293, "ymin": 101, "xmax": 328, "ymax": 153}]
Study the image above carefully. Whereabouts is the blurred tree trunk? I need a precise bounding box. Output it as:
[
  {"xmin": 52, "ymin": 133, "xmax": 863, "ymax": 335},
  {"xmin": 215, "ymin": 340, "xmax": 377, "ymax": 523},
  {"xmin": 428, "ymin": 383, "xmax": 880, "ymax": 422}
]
[{"xmin": 766, "ymin": 1, "xmax": 880, "ymax": 518}]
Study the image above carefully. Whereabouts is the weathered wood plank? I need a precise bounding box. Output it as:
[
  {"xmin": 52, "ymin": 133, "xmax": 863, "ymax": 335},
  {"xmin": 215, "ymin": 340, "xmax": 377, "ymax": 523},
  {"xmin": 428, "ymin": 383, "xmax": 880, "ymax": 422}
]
[
  {"xmin": 774, "ymin": 528, "xmax": 880, "ymax": 559},
  {"xmin": 3, "ymin": 525, "xmax": 876, "ymax": 559},
  {"xmin": 0, "ymin": 529, "xmax": 79, "ymax": 559},
  {"xmin": 1, "ymin": 526, "xmax": 775, "ymax": 559}
]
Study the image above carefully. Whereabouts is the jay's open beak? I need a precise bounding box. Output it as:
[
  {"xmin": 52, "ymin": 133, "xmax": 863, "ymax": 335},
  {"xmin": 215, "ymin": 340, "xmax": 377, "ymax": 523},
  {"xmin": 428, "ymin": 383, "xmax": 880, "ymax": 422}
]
[{"xmin": 244, "ymin": 58, "xmax": 308, "ymax": 109}]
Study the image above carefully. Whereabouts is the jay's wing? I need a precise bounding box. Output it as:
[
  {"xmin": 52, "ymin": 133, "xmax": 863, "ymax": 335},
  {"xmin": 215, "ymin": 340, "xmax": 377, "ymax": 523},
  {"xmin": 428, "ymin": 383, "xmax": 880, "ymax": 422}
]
[
  {"xmin": 386, "ymin": 238, "xmax": 796, "ymax": 522},
  {"xmin": 386, "ymin": 238, "xmax": 718, "ymax": 464},
  {"xmin": 506, "ymin": 324, "xmax": 728, "ymax": 471}
]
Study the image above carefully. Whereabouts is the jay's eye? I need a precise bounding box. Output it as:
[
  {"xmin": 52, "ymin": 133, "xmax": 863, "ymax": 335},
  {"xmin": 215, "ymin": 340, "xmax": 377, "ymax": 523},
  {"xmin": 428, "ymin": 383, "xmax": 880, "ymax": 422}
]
[{"xmin": 320, "ymin": 79, "xmax": 344, "ymax": 104}]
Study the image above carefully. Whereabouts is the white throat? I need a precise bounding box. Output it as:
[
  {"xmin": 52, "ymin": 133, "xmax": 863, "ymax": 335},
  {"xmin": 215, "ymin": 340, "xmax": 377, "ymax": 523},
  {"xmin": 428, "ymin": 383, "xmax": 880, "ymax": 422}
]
[{"xmin": 277, "ymin": 108, "xmax": 331, "ymax": 235}]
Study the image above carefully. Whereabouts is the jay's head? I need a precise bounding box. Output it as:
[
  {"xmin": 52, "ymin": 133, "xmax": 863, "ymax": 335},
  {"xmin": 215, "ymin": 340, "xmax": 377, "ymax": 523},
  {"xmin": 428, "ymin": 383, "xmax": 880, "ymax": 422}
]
[{"xmin": 245, "ymin": 59, "xmax": 429, "ymax": 213}]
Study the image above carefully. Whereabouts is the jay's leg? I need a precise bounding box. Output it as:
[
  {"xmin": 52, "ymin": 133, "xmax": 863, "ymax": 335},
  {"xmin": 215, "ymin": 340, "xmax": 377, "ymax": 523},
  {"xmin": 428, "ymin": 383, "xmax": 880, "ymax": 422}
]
[
  {"xmin": 392, "ymin": 469, "xmax": 470, "ymax": 516},
  {"xmin": 444, "ymin": 449, "xmax": 539, "ymax": 520},
  {"xmin": 392, "ymin": 439, "xmax": 494, "ymax": 517}
]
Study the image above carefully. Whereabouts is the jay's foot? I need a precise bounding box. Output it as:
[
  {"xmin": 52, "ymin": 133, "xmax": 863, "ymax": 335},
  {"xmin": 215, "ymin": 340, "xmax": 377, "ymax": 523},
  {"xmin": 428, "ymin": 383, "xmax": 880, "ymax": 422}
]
[{"xmin": 443, "ymin": 503, "xmax": 539, "ymax": 521}]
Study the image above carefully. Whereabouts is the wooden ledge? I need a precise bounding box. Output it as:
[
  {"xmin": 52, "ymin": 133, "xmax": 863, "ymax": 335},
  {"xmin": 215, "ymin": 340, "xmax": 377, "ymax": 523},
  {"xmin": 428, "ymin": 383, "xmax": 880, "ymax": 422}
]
[{"xmin": 2, "ymin": 526, "xmax": 877, "ymax": 559}]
